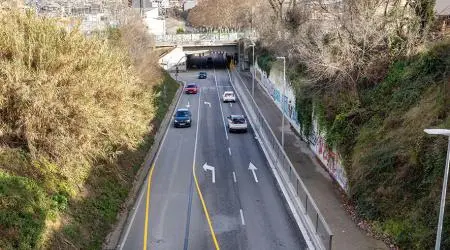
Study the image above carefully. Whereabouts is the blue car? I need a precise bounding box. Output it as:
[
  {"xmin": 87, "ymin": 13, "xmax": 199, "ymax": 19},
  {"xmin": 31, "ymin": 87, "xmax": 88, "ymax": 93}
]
[
  {"xmin": 173, "ymin": 108, "xmax": 192, "ymax": 128},
  {"xmin": 198, "ymin": 72, "xmax": 207, "ymax": 79}
]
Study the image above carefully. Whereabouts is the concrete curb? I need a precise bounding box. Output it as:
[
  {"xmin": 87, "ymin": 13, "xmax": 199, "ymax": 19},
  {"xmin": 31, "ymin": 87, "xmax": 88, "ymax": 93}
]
[{"xmin": 103, "ymin": 80, "xmax": 183, "ymax": 250}]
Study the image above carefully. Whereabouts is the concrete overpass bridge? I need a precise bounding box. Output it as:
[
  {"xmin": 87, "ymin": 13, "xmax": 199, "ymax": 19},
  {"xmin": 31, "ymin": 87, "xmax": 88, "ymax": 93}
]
[
  {"xmin": 156, "ymin": 32, "xmax": 251, "ymax": 71},
  {"xmin": 155, "ymin": 32, "xmax": 244, "ymax": 47}
]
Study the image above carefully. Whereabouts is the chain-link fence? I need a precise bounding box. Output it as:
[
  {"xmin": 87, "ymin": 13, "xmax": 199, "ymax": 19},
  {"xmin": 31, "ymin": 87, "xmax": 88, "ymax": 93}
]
[{"xmin": 229, "ymin": 69, "xmax": 333, "ymax": 250}]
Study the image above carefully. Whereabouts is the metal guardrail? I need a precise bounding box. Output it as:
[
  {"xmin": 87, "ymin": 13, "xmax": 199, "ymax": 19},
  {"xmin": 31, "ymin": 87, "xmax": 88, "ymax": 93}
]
[
  {"xmin": 154, "ymin": 32, "xmax": 247, "ymax": 45},
  {"xmin": 230, "ymin": 70, "xmax": 333, "ymax": 250}
]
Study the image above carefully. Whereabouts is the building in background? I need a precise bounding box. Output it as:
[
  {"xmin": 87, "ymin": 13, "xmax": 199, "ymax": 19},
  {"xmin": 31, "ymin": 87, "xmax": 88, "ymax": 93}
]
[
  {"xmin": 25, "ymin": 0, "xmax": 121, "ymax": 33},
  {"xmin": 435, "ymin": 0, "xmax": 450, "ymax": 32},
  {"xmin": 143, "ymin": 7, "xmax": 166, "ymax": 35}
]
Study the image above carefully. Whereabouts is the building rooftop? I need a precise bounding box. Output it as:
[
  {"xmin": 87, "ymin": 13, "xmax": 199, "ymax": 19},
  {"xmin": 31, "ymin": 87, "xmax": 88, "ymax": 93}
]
[{"xmin": 435, "ymin": 0, "xmax": 450, "ymax": 16}]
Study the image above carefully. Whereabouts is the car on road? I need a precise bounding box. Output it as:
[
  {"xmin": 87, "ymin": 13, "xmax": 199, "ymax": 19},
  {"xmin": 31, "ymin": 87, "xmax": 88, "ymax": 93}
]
[
  {"xmin": 174, "ymin": 108, "xmax": 192, "ymax": 128},
  {"xmin": 198, "ymin": 72, "xmax": 207, "ymax": 79},
  {"xmin": 227, "ymin": 115, "xmax": 248, "ymax": 133},
  {"xmin": 222, "ymin": 91, "xmax": 236, "ymax": 102},
  {"xmin": 185, "ymin": 83, "xmax": 198, "ymax": 94}
]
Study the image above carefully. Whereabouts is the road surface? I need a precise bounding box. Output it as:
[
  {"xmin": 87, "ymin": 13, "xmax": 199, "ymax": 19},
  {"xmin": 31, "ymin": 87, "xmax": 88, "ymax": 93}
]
[{"xmin": 118, "ymin": 65, "xmax": 306, "ymax": 250}]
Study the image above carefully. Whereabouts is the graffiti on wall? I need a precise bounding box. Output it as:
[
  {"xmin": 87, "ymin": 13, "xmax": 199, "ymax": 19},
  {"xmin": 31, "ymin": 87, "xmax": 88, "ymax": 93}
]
[
  {"xmin": 314, "ymin": 136, "xmax": 348, "ymax": 190},
  {"xmin": 254, "ymin": 65, "xmax": 349, "ymax": 192}
]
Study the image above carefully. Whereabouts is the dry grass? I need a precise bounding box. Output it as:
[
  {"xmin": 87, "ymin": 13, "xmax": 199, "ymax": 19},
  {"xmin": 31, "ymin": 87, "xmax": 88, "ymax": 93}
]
[
  {"xmin": 0, "ymin": 8, "xmax": 177, "ymax": 249},
  {"xmin": 0, "ymin": 10, "xmax": 156, "ymax": 192}
]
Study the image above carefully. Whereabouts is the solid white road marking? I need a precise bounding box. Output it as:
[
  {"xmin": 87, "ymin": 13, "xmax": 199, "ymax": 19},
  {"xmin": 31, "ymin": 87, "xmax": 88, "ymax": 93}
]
[
  {"xmin": 204, "ymin": 101, "xmax": 211, "ymax": 107},
  {"xmin": 233, "ymin": 171, "xmax": 237, "ymax": 183},
  {"xmin": 240, "ymin": 209, "xmax": 246, "ymax": 225},
  {"xmin": 214, "ymin": 68, "xmax": 229, "ymax": 141},
  {"xmin": 202, "ymin": 163, "xmax": 216, "ymax": 183},
  {"xmin": 228, "ymin": 147, "xmax": 231, "ymax": 156},
  {"xmin": 249, "ymin": 162, "xmax": 259, "ymax": 183}
]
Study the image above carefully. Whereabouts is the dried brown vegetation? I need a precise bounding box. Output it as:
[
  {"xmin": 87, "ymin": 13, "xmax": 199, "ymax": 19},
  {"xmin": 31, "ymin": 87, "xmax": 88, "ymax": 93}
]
[
  {"xmin": 0, "ymin": 8, "xmax": 178, "ymax": 249},
  {"xmin": 187, "ymin": 0, "xmax": 258, "ymax": 29}
]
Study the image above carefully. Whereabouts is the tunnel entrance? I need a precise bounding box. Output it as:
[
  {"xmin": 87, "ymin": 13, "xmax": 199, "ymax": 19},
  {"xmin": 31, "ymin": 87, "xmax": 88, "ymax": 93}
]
[
  {"xmin": 186, "ymin": 52, "xmax": 227, "ymax": 69},
  {"xmin": 186, "ymin": 51, "xmax": 234, "ymax": 69}
]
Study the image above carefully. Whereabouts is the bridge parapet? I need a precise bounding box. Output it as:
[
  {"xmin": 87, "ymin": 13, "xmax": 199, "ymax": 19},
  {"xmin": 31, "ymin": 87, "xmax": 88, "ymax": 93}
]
[{"xmin": 154, "ymin": 32, "xmax": 247, "ymax": 46}]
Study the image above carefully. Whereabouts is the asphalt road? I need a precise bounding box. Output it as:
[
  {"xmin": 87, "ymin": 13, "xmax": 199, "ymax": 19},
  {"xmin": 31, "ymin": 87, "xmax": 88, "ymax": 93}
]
[{"xmin": 118, "ymin": 66, "xmax": 306, "ymax": 250}]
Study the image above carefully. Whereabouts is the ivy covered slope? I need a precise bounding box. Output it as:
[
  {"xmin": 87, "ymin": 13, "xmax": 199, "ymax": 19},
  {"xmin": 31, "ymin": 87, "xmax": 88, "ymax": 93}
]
[
  {"xmin": 0, "ymin": 11, "xmax": 179, "ymax": 249},
  {"xmin": 294, "ymin": 41, "xmax": 449, "ymax": 249}
]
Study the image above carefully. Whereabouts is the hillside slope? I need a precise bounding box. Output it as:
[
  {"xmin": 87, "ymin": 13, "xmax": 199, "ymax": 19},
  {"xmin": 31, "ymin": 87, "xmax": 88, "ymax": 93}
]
[
  {"xmin": 290, "ymin": 40, "xmax": 449, "ymax": 249},
  {"xmin": 348, "ymin": 41, "xmax": 449, "ymax": 249},
  {"xmin": 0, "ymin": 10, "xmax": 178, "ymax": 249}
]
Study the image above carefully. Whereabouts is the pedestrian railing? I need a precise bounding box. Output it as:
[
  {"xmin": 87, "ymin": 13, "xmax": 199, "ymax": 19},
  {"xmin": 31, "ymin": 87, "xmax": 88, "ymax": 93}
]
[
  {"xmin": 154, "ymin": 32, "xmax": 244, "ymax": 46},
  {"xmin": 230, "ymin": 70, "xmax": 333, "ymax": 250}
]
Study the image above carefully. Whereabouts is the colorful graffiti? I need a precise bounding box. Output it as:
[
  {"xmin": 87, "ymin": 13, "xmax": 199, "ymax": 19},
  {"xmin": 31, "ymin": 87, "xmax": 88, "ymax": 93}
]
[
  {"xmin": 254, "ymin": 65, "xmax": 349, "ymax": 192},
  {"xmin": 315, "ymin": 136, "xmax": 348, "ymax": 190}
]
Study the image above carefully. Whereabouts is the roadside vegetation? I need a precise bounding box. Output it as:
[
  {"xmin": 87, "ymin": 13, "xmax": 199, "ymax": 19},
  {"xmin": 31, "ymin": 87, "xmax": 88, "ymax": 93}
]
[
  {"xmin": 189, "ymin": 0, "xmax": 449, "ymax": 248},
  {"xmin": 0, "ymin": 9, "xmax": 178, "ymax": 249}
]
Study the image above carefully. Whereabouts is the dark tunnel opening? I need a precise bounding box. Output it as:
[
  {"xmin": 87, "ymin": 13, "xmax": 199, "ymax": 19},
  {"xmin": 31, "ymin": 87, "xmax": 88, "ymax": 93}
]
[{"xmin": 186, "ymin": 51, "xmax": 235, "ymax": 70}]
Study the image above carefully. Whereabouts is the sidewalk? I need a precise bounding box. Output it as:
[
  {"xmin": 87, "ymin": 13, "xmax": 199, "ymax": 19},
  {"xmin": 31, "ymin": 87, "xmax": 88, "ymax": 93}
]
[{"xmin": 236, "ymin": 71, "xmax": 387, "ymax": 250}]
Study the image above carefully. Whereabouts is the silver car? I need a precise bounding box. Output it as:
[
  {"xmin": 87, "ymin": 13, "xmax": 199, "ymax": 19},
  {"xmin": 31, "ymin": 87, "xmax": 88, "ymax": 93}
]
[{"xmin": 227, "ymin": 115, "xmax": 248, "ymax": 133}]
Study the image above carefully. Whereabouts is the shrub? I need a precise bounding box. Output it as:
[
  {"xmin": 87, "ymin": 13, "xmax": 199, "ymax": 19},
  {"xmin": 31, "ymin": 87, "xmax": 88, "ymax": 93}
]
[
  {"xmin": 0, "ymin": 9, "xmax": 175, "ymax": 249},
  {"xmin": 176, "ymin": 27, "xmax": 185, "ymax": 34},
  {"xmin": 0, "ymin": 11, "xmax": 156, "ymax": 191},
  {"xmin": 0, "ymin": 170, "xmax": 54, "ymax": 249}
]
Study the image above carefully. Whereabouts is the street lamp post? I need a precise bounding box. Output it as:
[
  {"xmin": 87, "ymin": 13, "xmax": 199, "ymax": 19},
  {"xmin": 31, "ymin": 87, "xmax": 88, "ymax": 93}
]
[
  {"xmin": 276, "ymin": 56, "xmax": 286, "ymax": 148},
  {"xmin": 424, "ymin": 129, "xmax": 450, "ymax": 250},
  {"xmin": 250, "ymin": 43, "xmax": 255, "ymax": 97}
]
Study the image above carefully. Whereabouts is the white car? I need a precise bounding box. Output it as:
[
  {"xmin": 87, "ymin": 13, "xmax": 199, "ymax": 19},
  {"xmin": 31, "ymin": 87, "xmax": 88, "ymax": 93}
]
[
  {"xmin": 222, "ymin": 91, "xmax": 236, "ymax": 102},
  {"xmin": 227, "ymin": 115, "xmax": 248, "ymax": 133}
]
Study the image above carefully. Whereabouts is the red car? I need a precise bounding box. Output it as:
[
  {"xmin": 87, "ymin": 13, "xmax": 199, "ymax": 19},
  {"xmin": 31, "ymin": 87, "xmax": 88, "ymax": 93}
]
[{"xmin": 185, "ymin": 84, "xmax": 198, "ymax": 94}]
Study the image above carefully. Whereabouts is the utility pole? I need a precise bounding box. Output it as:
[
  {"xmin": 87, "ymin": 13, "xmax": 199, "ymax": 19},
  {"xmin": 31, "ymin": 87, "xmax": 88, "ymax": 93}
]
[
  {"xmin": 424, "ymin": 129, "xmax": 450, "ymax": 250},
  {"xmin": 139, "ymin": 0, "xmax": 144, "ymax": 16},
  {"xmin": 249, "ymin": 43, "xmax": 255, "ymax": 97}
]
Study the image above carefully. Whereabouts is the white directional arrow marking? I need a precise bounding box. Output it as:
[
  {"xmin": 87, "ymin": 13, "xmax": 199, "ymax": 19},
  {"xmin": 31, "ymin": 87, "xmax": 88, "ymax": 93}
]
[
  {"xmin": 203, "ymin": 163, "xmax": 215, "ymax": 183},
  {"xmin": 204, "ymin": 101, "xmax": 211, "ymax": 107},
  {"xmin": 229, "ymin": 103, "xmax": 232, "ymax": 107},
  {"xmin": 186, "ymin": 101, "xmax": 190, "ymax": 108},
  {"xmin": 248, "ymin": 162, "xmax": 258, "ymax": 183}
]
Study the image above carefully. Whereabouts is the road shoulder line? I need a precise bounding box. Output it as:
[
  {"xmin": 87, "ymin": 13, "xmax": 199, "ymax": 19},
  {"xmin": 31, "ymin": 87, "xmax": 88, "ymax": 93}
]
[{"xmin": 142, "ymin": 164, "xmax": 155, "ymax": 250}]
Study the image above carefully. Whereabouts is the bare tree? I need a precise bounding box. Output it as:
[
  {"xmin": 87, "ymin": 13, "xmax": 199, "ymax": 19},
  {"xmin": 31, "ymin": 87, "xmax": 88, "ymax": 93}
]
[{"xmin": 256, "ymin": 0, "xmax": 423, "ymax": 100}]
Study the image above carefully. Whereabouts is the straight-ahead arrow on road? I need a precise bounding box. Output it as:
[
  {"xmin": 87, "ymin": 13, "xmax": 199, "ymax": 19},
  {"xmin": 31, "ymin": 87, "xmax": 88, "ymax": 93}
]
[
  {"xmin": 203, "ymin": 163, "xmax": 215, "ymax": 183},
  {"xmin": 186, "ymin": 101, "xmax": 190, "ymax": 108},
  {"xmin": 248, "ymin": 162, "xmax": 258, "ymax": 183}
]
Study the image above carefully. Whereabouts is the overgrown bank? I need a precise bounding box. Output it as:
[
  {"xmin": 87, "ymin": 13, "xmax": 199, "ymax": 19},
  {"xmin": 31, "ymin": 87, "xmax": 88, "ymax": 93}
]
[
  {"xmin": 0, "ymin": 10, "xmax": 179, "ymax": 249},
  {"xmin": 258, "ymin": 40, "xmax": 450, "ymax": 249}
]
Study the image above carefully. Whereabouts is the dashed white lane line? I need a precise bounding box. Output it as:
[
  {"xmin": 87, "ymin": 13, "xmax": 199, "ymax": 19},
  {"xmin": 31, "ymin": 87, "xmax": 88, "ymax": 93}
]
[
  {"xmin": 228, "ymin": 147, "xmax": 231, "ymax": 156},
  {"xmin": 240, "ymin": 209, "xmax": 245, "ymax": 225},
  {"xmin": 213, "ymin": 68, "xmax": 229, "ymax": 141},
  {"xmin": 233, "ymin": 171, "xmax": 237, "ymax": 183}
]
